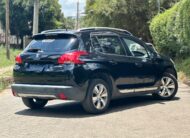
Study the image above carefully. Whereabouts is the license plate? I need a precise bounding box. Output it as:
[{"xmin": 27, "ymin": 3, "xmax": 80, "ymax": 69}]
[{"xmin": 27, "ymin": 64, "xmax": 44, "ymax": 72}]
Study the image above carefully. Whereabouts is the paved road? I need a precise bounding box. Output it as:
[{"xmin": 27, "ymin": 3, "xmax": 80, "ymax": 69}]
[{"xmin": 0, "ymin": 83, "xmax": 190, "ymax": 138}]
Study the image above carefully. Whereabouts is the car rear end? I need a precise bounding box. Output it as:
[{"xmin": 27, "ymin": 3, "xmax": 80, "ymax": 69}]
[{"xmin": 12, "ymin": 32, "xmax": 89, "ymax": 101}]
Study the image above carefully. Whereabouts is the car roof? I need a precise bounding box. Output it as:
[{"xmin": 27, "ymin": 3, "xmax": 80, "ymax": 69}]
[
  {"xmin": 37, "ymin": 27, "xmax": 132, "ymax": 36},
  {"xmin": 78, "ymin": 27, "xmax": 132, "ymax": 35}
]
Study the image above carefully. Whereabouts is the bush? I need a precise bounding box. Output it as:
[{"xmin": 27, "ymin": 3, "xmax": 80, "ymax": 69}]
[
  {"xmin": 176, "ymin": 57, "xmax": 190, "ymax": 78},
  {"xmin": 150, "ymin": 0, "xmax": 190, "ymax": 59}
]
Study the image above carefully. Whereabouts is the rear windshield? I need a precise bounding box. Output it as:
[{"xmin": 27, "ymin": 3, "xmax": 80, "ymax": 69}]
[{"xmin": 24, "ymin": 36, "xmax": 78, "ymax": 53}]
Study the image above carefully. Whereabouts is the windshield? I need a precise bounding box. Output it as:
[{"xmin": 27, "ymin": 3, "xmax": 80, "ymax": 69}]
[{"xmin": 24, "ymin": 38, "xmax": 78, "ymax": 53}]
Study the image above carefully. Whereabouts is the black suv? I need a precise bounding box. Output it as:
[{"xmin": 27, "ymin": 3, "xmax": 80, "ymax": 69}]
[{"xmin": 12, "ymin": 27, "xmax": 178, "ymax": 114}]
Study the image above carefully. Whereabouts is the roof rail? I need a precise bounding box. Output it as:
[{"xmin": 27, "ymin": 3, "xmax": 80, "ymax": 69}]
[
  {"xmin": 78, "ymin": 27, "xmax": 133, "ymax": 35},
  {"xmin": 41, "ymin": 29, "xmax": 69, "ymax": 34},
  {"xmin": 90, "ymin": 31, "xmax": 118, "ymax": 36}
]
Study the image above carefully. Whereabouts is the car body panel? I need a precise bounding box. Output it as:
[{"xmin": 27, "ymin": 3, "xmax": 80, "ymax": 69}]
[{"xmin": 12, "ymin": 28, "xmax": 177, "ymax": 101}]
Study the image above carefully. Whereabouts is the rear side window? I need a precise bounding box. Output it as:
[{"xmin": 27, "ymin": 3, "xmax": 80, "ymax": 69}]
[
  {"xmin": 25, "ymin": 36, "xmax": 78, "ymax": 53},
  {"xmin": 91, "ymin": 35, "xmax": 126, "ymax": 55}
]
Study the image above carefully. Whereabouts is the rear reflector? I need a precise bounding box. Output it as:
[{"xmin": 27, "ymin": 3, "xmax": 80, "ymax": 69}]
[
  {"xmin": 58, "ymin": 51, "xmax": 88, "ymax": 64},
  {"xmin": 15, "ymin": 55, "xmax": 22, "ymax": 64},
  {"xmin": 58, "ymin": 93, "xmax": 67, "ymax": 100},
  {"xmin": 12, "ymin": 90, "xmax": 16, "ymax": 96}
]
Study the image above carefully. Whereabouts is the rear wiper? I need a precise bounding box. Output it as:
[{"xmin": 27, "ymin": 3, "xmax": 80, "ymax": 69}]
[{"xmin": 27, "ymin": 48, "xmax": 43, "ymax": 53}]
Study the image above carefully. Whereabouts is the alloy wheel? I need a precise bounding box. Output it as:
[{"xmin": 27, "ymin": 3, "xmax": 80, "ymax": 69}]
[
  {"xmin": 158, "ymin": 77, "xmax": 176, "ymax": 97},
  {"xmin": 92, "ymin": 84, "xmax": 108, "ymax": 110}
]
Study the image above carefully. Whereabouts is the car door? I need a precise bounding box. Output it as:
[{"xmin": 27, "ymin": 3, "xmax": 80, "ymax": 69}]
[
  {"xmin": 121, "ymin": 36, "xmax": 156, "ymax": 87},
  {"xmin": 90, "ymin": 33, "xmax": 148, "ymax": 89}
]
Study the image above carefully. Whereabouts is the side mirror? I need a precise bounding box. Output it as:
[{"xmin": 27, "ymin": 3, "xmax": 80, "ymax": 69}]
[{"xmin": 152, "ymin": 55, "xmax": 163, "ymax": 62}]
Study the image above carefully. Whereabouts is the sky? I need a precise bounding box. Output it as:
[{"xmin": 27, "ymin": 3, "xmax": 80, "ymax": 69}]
[{"xmin": 59, "ymin": 0, "xmax": 86, "ymax": 17}]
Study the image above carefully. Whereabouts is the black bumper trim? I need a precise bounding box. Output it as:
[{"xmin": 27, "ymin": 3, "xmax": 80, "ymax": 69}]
[{"xmin": 11, "ymin": 84, "xmax": 86, "ymax": 101}]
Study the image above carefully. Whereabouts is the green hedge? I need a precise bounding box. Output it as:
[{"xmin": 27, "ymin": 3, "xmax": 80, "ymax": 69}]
[{"xmin": 150, "ymin": 0, "xmax": 190, "ymax": 59}]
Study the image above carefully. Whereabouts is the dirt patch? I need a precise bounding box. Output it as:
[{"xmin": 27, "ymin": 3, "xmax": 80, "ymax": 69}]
[
  {"xmin": 0, "ymin": 77, "xmax": 13, "ymax": 92},
  {"xmin": 0, "ymin": 66, "xmax": 13, "ymax": 75},
  {"xmin": 184, "ymin": 80, "xmax": 190, "ymax": 86},
  {"xmin": 178, "ymin": 71, "xmax": 190, "ymax": 86}
]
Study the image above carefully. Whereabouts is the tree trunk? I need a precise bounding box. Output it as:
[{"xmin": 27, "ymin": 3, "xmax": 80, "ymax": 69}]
[
  {"xmin": 20, "ymin": 36, "xmax": 23, "ymax": 49},
  {"xmin": 5, "ymin": 0, "xmax": 10, "ymax": 60},
  {"xmin": 16, "ymin": 35, "xmax": 19, "ymax": 48},
  {"xmin": 75, "ymin": 0, "xmax": 80, "ymax": 29},
  {"xmin": 33, "ymin": 0, "xmax": 39, "ymax": 35}
]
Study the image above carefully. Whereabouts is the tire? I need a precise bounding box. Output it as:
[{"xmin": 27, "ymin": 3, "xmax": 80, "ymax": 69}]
[
  {"xmin": 82, "ymin": 79, "xmax": 111, "ymax": 114},
  {"xmin": 22, "ymin": 98, "xmax": 48, "ymax": 109},
  {"xmin": 152, "ymin": 73, "xmax": 178, "ymax": 100}
]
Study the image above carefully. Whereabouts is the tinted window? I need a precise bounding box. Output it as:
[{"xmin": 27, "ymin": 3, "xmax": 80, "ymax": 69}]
[
  {"xmin": 24, "ymin": 38, "xmax": 78, "ymax": 53},
  {"xmin": 91, "ymin": 35, "xmax": 126, "ymax": 55},
  {"xmin": 122, "ymin": 38, "xmax": 148, "ymax": 58}
]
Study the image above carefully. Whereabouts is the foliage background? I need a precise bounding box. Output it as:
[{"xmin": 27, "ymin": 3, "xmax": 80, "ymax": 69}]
[
  {"xmin": 150, "ymin": 0, "xmax": 190, "ymax": 59},
  {"xmin": 84, "ymin": 0, "xmax": 179, "ymax": 42},
  {"xmin": 0, "ymin": 0, "xmax": 65, "ymax": 45}
]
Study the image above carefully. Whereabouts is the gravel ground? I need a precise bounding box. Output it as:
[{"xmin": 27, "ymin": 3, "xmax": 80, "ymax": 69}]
[{"xmin": 0, "ymin": 83, "xmax": 190, "ymax": 138}]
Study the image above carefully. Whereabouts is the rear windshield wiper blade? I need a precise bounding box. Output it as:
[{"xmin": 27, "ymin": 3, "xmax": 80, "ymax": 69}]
[{"xmin": 27, "ymin": 48, "xmax": 43, "ymax": 53}]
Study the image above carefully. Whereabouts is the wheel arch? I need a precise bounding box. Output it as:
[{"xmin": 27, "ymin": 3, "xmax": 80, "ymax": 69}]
[
  {"xmin": 163, "ymin": 67, "xmax": 178, "ymax": 79},
  {"xmin": 89, "ymin": 69, "xmax": 115, "ymax": 96}
]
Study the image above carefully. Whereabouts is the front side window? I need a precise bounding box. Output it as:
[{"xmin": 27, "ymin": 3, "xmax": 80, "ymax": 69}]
[
  {"xmin": 91, "ymin": 35, "xmax": 126, "ymax": 55},
  {"xmin": 122, "ymin": 38, "xmax": 148, "ymax": 58}
]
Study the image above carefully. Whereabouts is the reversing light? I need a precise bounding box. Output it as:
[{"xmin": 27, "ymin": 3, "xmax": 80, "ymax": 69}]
[
  {"xmin": 58, "ymin": 51, "xmax": 88, "ymax": 64},
  {"xmin": 15, "ymin": 55, "xmax": 22, "ymax": 64}
]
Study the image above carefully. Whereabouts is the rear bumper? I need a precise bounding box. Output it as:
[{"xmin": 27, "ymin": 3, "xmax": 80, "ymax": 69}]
[{"xmin": 11, "ymin": 84, "xmax": 87, "ymax": 101}]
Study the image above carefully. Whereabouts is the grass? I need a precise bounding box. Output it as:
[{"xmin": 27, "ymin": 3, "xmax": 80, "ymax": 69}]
[
  {"xmin": 176, "ymin": 57, "xmax": 190, "ymax": 82},
  {"xmin": 0, "ymin": 45, "xmax": 22, "ymax": 68},
  {"xmin": 0, "ymin": 45, "xmax": 22, "ymax": 92},
  {"xmin": 0, "ymin": 69, "xmax": 13, "ymax": 78}
]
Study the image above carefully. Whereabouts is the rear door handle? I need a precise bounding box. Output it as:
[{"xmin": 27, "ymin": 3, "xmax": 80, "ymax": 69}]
[{"xmin": 135, "ymin": 62, "xmax": 143, "ymax": 67}]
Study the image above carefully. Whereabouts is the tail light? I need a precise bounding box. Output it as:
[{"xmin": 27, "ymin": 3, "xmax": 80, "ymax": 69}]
[
  {"xmin": 58, "ymin": 51, "xmax": 89, "ymax": 64},
  {"xmin": 15, "ymin": 55, "xmax": 22, "ymax": 64}
]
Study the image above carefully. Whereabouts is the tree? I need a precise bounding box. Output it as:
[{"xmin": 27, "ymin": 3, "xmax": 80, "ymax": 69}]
[
  {"xmin": 38, "ymin": 0, "xmax": 65, "ymax": 32},
  {"xmin": 84, "ymin": 0, "xmax": 179, "ymax": 42},
  {"xmin": 65, "ymin": 17, "xmax": 75, "ymax": 30},
  {"xmin": 0, "ymin": 0, "xmax": 65, "ymax": 47}
]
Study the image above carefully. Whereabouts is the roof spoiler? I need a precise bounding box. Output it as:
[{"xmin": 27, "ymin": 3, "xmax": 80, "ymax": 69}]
[
  {"xmin": 41, "ymin": 29, "xmax": 70, "ymax": 34},
  {"xmin": 32, "ymin": 33, "xmax": 77, "ymax": 40}
]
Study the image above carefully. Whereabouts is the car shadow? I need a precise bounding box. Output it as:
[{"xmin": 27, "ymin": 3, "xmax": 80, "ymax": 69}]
[{"xmin": 15, "ymin": 95, "xmax": 180, "ymax": 118}]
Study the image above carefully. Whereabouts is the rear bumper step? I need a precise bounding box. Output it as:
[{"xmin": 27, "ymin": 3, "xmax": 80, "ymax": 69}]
[{"xmin": 11, "ymin": 84, "xmax": 86, "ymax": 101}]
